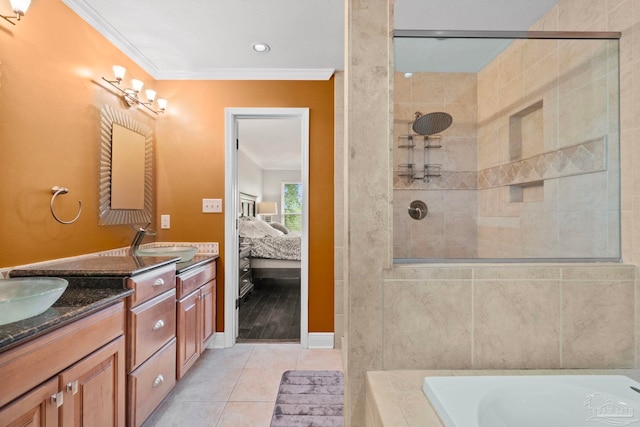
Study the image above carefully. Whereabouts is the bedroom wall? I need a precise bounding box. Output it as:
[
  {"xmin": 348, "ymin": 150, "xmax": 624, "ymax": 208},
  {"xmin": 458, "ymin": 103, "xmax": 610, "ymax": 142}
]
[
  {"xmin": 238, "ymin": 150, "xmax": 264, "ymax": 200},
  {"xmin": 262, "ymin": 169, "xmax": 302, "ymax": 225}
]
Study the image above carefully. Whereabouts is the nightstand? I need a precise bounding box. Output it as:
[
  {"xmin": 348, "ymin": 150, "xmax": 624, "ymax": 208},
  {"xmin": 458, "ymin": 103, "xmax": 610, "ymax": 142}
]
[{"xmin": 238, "ymin": 245, "xmax": 253, "ymax": 301}]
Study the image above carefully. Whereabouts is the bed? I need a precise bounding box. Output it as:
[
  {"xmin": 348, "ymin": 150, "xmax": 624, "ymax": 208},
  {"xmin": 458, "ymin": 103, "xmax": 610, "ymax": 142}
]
[{"xmin": 239, "ymin": 193, "xmax": 301, "ymax": 280}]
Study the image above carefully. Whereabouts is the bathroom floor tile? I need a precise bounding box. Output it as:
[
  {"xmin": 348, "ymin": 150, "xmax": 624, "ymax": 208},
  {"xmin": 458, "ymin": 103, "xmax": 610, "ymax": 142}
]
[
  {"xmin": 228, "ymin": 368, "xmax": 286, "ymax": 402},
  {"xmin": 296, "ymin": 348, "xmax": 344, "ymax": 371},
  {"xmin": 144, "ymin": 343, "xmax": 343, "ymax": 427},
  {"xmin": 216, "ymin": 401, "xmax": 276, "ymax": 427}
]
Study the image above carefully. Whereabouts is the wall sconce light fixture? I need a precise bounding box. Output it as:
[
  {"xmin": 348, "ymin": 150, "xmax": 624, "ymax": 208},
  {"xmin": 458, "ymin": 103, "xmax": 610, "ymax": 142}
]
[
  {"xmin": 102, "ymin": 65, "xmax": 167, "ymax": 115},
  {"xmin": 1, "ymin": 0, "xmax": 31, "ymax": 25}
]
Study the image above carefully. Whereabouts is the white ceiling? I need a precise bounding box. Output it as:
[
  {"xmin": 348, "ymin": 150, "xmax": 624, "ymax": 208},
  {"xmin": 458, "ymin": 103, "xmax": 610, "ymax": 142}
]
[
  {"xmin": 238, "ymin": 119, "xmax": 301, "ymax": 170},
  {"xmin": 61, "ymin": 0, "xmax": 559, "ymax": 165}
]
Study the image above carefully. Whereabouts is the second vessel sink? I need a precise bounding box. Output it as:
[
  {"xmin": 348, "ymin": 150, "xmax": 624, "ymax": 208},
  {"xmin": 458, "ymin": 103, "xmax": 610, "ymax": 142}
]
[
  {"xmin": 0, "ymin": 277, "xmax": 69, "ymax": 325},
  {"xmin": 135, "ymin": 245, "xmax": 198, "ymax": 262}
]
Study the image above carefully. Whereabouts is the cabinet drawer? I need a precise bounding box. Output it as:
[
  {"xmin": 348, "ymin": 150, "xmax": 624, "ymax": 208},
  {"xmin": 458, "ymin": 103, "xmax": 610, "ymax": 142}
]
[
  {"xmin": 128, "ymin": 289, "xmax": 176, "ymax": 371},
  {"xmin": 128, "ymin": 338, "xmax": 176, "ymax": 427},
  {"xmin": 176, "ymin": 261, "xmax": 216, "ymax": 299},
  {"xmin": 127, "ymin": 265, "xmax": 176, "ymax": 308}
]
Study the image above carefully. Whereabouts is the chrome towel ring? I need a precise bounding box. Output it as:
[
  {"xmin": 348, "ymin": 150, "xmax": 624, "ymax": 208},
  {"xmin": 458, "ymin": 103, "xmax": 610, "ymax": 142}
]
[{"xmin": 50, "ymin": 186, "xmax": 82, "ymax": 224}]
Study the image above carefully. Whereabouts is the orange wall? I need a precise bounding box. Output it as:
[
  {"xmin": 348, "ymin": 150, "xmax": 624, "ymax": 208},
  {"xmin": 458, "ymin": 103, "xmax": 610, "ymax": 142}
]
[
  {"xmin": 0, "ymin": 0, "xmax": 157, "ymax": 267},
  {"xmin": 1, "ymin": 1, "xmax": 335, "ymax": 333},
  {"xmin": 155, "ymin": 80, "xmax": 335, "ymax": 332}
]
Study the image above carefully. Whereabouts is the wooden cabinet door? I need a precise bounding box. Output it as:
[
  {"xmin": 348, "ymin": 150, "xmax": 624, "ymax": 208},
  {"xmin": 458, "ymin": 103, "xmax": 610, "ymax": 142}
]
[
  {"xmin": 58, "ymin": 337, "xmax": 125, "ymax": 427},
  {"xmin": 176, "ymin": 290, "xmax": 200, "ymax": 380},
  {"xmin": 200, "ymin": 280, "xmax": 216, "ymax": 348},
  {"xmin": 0, "ymin": 377, "xmax": 58, "ymax": 427}
]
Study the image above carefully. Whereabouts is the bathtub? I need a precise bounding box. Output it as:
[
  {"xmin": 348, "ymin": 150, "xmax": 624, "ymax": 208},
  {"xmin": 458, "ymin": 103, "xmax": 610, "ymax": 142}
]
[{"xmin": 423, "ymin": 375, "xmax": 640, "ymax": 427}]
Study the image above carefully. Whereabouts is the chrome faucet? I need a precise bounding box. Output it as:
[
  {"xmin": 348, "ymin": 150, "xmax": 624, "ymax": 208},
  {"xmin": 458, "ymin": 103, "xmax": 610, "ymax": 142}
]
[{"xmin": 130, "ymin": 222, "xmax": 156, "ymax": 256}]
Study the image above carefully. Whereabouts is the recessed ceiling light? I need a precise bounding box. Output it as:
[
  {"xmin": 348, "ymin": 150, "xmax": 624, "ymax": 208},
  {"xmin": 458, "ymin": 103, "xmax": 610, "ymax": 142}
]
[{"xmin": 252, "ymin": 43, "xmax": 271, "ymax": 53}]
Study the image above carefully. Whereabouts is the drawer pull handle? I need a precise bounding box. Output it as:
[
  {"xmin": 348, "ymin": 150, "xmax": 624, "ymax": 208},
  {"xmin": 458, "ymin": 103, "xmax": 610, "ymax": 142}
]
[
  {"xmin": 66, "ymin": 380, "xmax": 78, "ymax": 395},
  {"xmin": 152, "ymin": 320, "xmax": 165, "ymax": 331},
  {"xmin": 153, "ymin": 374, "xmax": 164, "ymax": 388},
  {"xmin": 153, "ymin": 278, "xmax": 165, "ymax": 287},
  {"xmin": 51, "ymin": 392, "xmax": 63, "ymax": 407}
]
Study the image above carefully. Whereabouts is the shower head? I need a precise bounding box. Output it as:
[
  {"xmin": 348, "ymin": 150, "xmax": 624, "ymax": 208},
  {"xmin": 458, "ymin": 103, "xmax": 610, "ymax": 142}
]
[{"xmin": 412, "ymin": 112, "xmax": 453, "ymax": 136}]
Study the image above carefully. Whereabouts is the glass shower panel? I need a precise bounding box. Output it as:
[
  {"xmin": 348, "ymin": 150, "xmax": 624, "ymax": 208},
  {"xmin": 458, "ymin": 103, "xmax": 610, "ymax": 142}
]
[{"xmin": 392, "ymin": 32, "xmax": 620, "ymax": 261}]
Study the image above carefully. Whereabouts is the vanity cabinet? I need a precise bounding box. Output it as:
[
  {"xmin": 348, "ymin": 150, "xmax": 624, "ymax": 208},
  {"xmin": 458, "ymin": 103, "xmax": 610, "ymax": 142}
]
[
  {"xmin": 176, "ymin": 259, "xmax": 216, "ymax": 380},
  {"xmin": 0, "ymin": 302, "xmax": 126, "ymax": 427},
  {"xmin": 125, "ymin": 264, "xmax": 177, "ymax": 427}
]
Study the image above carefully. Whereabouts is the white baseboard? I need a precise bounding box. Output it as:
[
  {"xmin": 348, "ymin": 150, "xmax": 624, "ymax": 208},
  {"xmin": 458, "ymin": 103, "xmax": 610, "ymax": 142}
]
[
  {"xmin": 207, "ymin": 332, "xmax": 333, "ymax": 349},
  {"xmin": 208, "ymin": 332, "xmax": 226, "ymax": 349},
  {"xmin": 308, "ymin": 333, "xmax": 335, "ymax": 349}
]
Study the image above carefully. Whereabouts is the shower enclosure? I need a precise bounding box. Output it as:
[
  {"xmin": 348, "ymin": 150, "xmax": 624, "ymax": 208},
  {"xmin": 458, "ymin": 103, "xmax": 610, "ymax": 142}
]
[{"xmin": 392, "ymin": 30, "xmax": 621, "ymax": 262}]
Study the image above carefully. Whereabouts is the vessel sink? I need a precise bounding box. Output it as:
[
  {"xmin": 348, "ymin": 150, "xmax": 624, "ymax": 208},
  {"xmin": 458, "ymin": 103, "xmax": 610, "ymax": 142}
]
[
  {"xmin": 0, "ymin": 277, "xmax": 68, "ymax": 325},
  {"xmin": 135, "ymin": 245, "xmax": 198, "ymax": 262}
]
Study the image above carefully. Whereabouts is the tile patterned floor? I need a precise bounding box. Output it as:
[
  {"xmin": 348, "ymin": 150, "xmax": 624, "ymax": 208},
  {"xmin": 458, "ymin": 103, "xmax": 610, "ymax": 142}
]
[{"xmin": 143, "ymin": 343, "xmax": 343, "ymax": 427}]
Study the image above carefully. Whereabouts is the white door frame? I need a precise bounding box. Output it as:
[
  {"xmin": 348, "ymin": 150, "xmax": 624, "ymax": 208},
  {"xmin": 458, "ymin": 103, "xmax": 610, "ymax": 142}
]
[{"xmin": 224, "ymin": 107, "xmax": 310, "ymax": 348}]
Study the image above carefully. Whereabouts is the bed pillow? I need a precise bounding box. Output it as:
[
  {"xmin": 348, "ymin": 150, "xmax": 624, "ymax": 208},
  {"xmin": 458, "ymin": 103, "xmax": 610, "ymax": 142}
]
[
  {"xmin": 252, "ymin": 218, "xmax": 284, "ymax": 236},
  {"xmin": 270, "ymin": 222, "xmax": 289, "ymax": 234}
]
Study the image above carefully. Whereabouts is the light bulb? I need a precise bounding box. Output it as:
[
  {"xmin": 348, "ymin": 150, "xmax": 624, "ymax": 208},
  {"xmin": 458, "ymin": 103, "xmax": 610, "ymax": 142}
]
[
  {"xmin": 112, "ymin": 65, "xmax": 126, "ymax": 82},
  {"xmin": 131, "ymin": 79, "xmax": 144, "ymax": 93},
  {"xmin": 157, "ymin": 99, "xmax": 167, "ymax": 111},
  {"xmin": 145, "ymin": 89, "xmax": 156, "ymax": 103},
  {"xmin": 10, "ymin": 0, "xmax": 30, "ymax": 15}
]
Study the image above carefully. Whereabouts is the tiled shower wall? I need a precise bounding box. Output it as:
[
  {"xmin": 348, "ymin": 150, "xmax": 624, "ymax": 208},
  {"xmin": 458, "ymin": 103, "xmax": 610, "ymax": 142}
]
[
  {"xmin": 392, "ymin": 38, "xmax": 620, "ymax": 259},
  {"xmin": 393, "ymin": 73, "xmax": 479, "ymax": 258},
  {"xmin": 476, "ymin": 37, "xmax": 620, "ymax": 258}
]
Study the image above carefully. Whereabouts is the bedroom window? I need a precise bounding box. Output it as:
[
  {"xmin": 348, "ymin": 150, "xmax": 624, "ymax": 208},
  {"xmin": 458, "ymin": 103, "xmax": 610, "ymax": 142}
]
[{"xmin": 282, "ymin": 182, "xmax": 302, "ymax": 232}]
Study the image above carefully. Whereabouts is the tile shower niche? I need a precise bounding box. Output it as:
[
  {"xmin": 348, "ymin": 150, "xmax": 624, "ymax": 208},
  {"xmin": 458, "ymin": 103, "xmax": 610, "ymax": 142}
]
[{"xmin": 509, "ymin": 101, "xmax": 544, "ymax": 203}]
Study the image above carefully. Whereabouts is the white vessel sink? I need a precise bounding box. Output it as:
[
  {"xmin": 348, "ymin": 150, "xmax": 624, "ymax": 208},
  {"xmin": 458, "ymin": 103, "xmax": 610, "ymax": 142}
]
[
  {"xmin": 0, "ymin": 277, "xmax": 68, "ymax": 325},
  {"xmin": 135, "ymin": 245, "xmax": 198, "ymax": 262}
]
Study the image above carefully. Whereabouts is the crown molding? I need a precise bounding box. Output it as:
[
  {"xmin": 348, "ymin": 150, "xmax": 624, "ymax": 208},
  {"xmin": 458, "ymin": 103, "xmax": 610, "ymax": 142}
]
[
  {"xmin": 62, "ymin": 0, "xmax": 159, "ymax": 76},
  {"xmin": 154, "ymin": 68, "xmax": 336, "ymax": 81},
  {"xmin": 63, "ymin": 0, "xmax": 335, "ymax": 81}
]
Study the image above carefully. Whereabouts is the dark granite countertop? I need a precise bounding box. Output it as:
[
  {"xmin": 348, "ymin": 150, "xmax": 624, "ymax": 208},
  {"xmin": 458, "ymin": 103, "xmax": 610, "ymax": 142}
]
[
  {"xmin": 176, "ymin": 254, "xmax": 218, "ymax": 275},
  {"xmin": 9, "ymin": 256, "xmax": 179, "ymax": 278},
  {"xmin": 0, "ymin": 287, "xmax": 133, "ymax": 353}
]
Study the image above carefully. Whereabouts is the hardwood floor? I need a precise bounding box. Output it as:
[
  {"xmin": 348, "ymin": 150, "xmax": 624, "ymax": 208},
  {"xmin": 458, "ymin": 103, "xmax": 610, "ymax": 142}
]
[{"xmin": 238, "ymin": 278, "xmax": 301, "ymax": 342}]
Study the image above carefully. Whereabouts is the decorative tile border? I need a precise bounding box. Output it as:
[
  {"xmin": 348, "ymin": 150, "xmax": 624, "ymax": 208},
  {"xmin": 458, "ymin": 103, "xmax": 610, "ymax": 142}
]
[
  {"xmin": 393, "ymin": 137, "xmax": 607, "ymax": 190},
  {"xmin": 478, "ymin": 137, "xmax": 607, "ymax": 189}
]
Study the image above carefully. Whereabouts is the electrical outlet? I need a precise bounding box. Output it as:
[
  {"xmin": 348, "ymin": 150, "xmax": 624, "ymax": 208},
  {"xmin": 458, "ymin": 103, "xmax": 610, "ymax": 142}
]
[
  {"xmin": 203, "ymin": 198, "xmax": 222, "ymax": 213},
  {"xmin": 160, "ymin": 214, "xmax": 170, "ymax": 229}
]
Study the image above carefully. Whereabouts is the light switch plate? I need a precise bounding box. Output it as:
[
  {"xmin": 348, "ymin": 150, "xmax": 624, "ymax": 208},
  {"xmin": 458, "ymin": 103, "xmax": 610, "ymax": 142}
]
[
  {"xmin": 203, "ymin": 198, "xmax": 222, "ymax": 213},
  {"xmin": 160, "ymin": 214, "xmax": 170, "ymax": 229}
]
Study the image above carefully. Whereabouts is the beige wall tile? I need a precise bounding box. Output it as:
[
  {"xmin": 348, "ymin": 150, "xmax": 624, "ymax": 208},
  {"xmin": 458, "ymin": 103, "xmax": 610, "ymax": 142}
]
[
  {"xmin": 562, "ymin": 280, "xmax": 635, "ymax": 368},
  {"xmin": 474, "ymin": 280, "xmax": 561, "ymax": 368},
  {"xmin": 558, "ymin": 0, "xmax": 607, "ymax": 30},
  {"xmin": 498, "ymin": 41, "xmax": 524, "ymax": 88},
  {"xmin": 383, "ymin": 280, "xmax": 472, "ymax": 369},
  {"xmin": 444, "ymin": 73, "xmax": 477, "ymax": 105},
  {"xmin": 412, "ymin": 73, "xmax": 445, "ymax": 104},
  {"xmin": 558, "ymin": 78, "xmax": 608, "ymax": 147}
]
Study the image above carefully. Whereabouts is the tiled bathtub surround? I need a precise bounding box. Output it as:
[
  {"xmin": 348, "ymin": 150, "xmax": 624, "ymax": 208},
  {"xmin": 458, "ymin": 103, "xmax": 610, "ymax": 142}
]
[
  {"xmin": 382, "ymin": 263, "xmax": 637, "ymax": 370},
  {"xmin": 365, "ymin": 369, "xmax": 640, "ymax": 427}
]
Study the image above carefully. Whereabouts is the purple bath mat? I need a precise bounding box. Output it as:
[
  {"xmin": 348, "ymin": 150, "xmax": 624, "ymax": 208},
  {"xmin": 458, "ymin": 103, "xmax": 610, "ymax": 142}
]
[{"xmin": 270, "ymin": 370, "xmax": 344, "ymax": 427}]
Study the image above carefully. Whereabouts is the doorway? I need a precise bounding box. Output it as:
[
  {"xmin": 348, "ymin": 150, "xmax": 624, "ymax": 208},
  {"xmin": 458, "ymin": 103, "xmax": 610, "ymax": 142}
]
[{"xmin": 224, "ymin": 108, "xmax": 310, "ymax": 348}]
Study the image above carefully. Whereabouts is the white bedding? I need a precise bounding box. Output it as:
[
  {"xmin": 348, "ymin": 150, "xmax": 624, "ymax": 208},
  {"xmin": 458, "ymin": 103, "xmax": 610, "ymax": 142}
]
[
  {"xmin": 243, "ymin": 234, "xmax": 301, "ymax": 261},
  {"xmin": 239, "ymin": 217, "xmax": 301, "ymax": 261}
]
